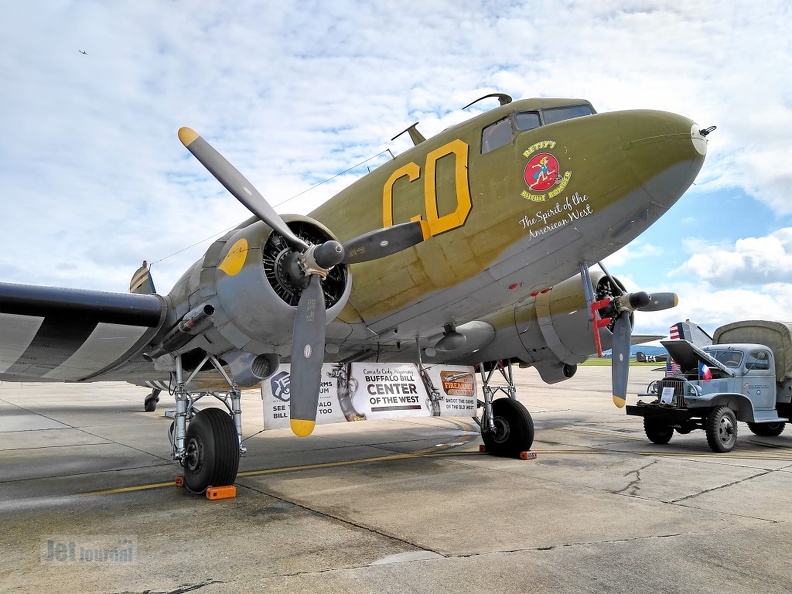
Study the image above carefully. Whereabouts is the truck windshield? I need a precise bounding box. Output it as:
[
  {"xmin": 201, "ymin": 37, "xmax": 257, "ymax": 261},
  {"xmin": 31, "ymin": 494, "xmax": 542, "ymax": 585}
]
[{"xmin": 706, "ymin": 349, "xmax": 743, "ymax": 368}]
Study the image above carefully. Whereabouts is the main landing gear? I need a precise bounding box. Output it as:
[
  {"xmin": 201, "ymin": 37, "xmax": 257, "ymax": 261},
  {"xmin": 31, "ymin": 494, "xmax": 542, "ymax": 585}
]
[
  {"xmin": 168, "ymin": 353, "xmax": 244, "ymax": 493},
  {"xmin": 475, "ymin": 360, "xmax": 534, "ymax": 457}
]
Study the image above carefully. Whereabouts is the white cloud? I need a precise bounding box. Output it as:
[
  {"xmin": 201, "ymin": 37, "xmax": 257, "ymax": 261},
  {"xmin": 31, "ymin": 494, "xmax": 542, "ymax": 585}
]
[
  {"xmin": 633, "ymin": 281, "xmax": 792, "ymax": 340},
  {"xmin": 675, "ymin": 228, "xmax": 792, "ymax": 287},
  {"xmin": 0, "ymin": 0, "xmax": 791, "ymax": 303},
  {"xmin": 603, "ymin": 242, "xmax": 664, "ymax": 268}
]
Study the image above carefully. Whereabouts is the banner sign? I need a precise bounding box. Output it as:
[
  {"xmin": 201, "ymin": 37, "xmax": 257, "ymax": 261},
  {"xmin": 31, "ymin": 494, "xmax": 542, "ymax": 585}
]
[{"xmin": 261, "ymin": 363, "xmax": 477, "ymax": 430}]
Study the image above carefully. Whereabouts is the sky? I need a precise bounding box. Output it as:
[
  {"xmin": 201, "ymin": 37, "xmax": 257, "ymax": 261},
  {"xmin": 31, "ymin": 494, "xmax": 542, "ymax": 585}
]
[{"xmin": 1, "ymin": 1, "xmax": 791, "ymax": 341}]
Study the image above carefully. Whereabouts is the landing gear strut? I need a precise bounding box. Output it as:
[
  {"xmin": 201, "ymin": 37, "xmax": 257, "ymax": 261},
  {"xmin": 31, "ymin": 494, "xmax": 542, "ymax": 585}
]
[
  {"xmin": 475, "ymin": 360, "xmax": 534, "ymax": 457},
  {"xmin": 168, "ymin": 353, "xmax": 244, "ymax": 493}
]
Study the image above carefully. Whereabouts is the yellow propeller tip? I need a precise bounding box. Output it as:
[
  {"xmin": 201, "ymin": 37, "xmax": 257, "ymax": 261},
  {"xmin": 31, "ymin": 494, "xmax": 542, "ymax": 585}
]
[
  {"xmin": 290, "ymin": 419, "xmax": 316, "ymax": 437},
  {"xmin": 178, "ymin": 127, "xmax": 199, "ymax": 147},
  {"xmin": 612, "ymin": 395, "xmax": 626, "ymax": 408}
]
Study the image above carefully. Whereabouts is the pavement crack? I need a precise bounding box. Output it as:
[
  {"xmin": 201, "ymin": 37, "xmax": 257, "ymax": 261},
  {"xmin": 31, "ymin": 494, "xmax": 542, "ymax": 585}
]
[
  {"xmin": 669, "ymin": 468, "xmax": 774, "ymax": 503},
  {"xmin": 612, "ymin": 459, "xmax": 658, "ymax": 496},
  {"xmin": 236, "ymin": 482, "xmax": 445, "ymax": 559},
  {"xmin": 113, "ymin": 579, "xmax": 224, "ymax": 593}
]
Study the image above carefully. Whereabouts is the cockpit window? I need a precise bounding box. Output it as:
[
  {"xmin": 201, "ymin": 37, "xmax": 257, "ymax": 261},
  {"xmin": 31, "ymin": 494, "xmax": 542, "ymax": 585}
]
[
  {"xmin": 481, "ymin": 117, "xmax": 513, "ymax": 155},
  {"xmin": 480, "ymin": 104, "xmax": 594, "ymax": 154},
  {"xmin": 542, "ymin": 104, "xmax": 594, "ymax": 125},
  {"xmin": 515, "ymin": 111, "xmax": 541, "ymax": 131}
]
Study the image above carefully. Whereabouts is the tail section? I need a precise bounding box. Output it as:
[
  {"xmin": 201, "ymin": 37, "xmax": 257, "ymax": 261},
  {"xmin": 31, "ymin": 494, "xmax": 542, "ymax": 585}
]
[
  {"xmin": 130, "ymin": 260, "xmax": 157, "ymax": 294},
  {"xmin": 668, "ymin": 320, "xmax": 712, "ymax": 347}
]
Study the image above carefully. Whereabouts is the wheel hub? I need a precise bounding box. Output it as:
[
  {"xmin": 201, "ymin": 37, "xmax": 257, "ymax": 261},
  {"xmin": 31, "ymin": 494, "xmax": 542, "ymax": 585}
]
[
  {"xmin": 184, "ymin": 435, "xmax": 204, "ymax": 472},
  {"xmin": 490, "ymin": 417, "xmax": 510, "ymax": 444},
  {"xmin": 718, "ymin": 418, "xmax": 735, "ymax": 441}
]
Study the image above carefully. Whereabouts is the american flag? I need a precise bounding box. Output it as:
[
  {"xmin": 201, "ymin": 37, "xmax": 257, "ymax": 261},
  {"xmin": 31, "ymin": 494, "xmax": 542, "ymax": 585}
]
[
  {"xmin": 666, "ymin": 322, "xmax": 682, "ymax": 375},
  {"xmin": 665, "ymin": 359, "xmax": 682, "ymax": 375}
]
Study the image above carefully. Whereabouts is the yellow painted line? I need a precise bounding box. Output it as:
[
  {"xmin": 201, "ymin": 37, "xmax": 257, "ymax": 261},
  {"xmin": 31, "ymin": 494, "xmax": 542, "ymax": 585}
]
[
  {"xmin": 532, "ymin": 448, "xmax": 792, "ymax": 461},
  {"xmin": 82, "ymin": 480, "xmax": 178, "ymax": 496},
  {"xmin": 81, "ymin": 438, "xmax": 481, "ymax": 496},
  {"xmin": 238, "ymin": 452, "xmax": 422, "ymax": 479}
]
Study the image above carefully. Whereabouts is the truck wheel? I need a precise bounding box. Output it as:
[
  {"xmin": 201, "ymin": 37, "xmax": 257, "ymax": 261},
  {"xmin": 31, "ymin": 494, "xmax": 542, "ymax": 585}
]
[
  {"xmin": 644, "ymin": 418, "xmax": 673, "ymax": 444},
  {"xmin": 747, "ymin": 422, "xmax": 786, "ymax": 437},
  {"xmin": 706, "ymin": 406, "xmax": 738, "ymax": 453}
]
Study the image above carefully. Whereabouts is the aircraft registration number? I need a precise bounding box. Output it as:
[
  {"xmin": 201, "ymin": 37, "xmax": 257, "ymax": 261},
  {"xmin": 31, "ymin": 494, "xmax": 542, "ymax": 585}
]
[{"xmin": 382, "ymin": 139, "xmax": 472, "ymax": 236}]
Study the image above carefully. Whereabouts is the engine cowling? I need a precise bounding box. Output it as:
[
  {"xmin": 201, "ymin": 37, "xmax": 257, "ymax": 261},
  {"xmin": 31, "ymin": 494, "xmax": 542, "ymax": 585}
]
[{"xmin": 169, "ymin": 214, "xmax": 351, "ymax": 358}]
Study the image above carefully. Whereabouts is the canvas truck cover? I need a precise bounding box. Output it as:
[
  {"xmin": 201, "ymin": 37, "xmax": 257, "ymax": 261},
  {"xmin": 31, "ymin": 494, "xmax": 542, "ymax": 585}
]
[{"xmin": 714, "ymin": 320, "xmax": 792, "ymax": 380}]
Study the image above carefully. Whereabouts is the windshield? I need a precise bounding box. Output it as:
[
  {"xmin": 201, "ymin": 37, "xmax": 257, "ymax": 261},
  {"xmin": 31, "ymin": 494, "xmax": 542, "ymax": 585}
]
[
  {"xmin": 705, "ymin": 348, "xmax": 743, "ymax": 368},
  {"xmin": 542, "ymin": 104, "xmax": 595, "ymax": 125}
]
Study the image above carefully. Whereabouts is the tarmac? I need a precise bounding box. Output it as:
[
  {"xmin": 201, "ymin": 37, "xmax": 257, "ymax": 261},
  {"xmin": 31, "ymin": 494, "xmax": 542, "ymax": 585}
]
[{"xmin": 1, "ymin": 365, "xmax": 792, "ymax": 594}]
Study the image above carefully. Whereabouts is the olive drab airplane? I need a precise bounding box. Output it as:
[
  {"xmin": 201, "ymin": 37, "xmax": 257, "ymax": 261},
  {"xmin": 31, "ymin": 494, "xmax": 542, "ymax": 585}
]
[{"xmin": 0, "ymin": 93, "xmax": 712, "ymax": 493}]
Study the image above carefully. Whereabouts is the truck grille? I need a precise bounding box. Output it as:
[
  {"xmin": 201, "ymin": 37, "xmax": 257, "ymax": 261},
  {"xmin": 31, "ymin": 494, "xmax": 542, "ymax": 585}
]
[{"xmin": 658, "ymin": 378, "xmax": 686, "ymax": 396}]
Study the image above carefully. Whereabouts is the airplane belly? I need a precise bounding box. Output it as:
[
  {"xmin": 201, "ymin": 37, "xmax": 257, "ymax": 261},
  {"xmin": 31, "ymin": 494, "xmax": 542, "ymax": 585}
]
[{"xmin": 486, "ymin": 225, "xmax": 584, "ymax": 286}]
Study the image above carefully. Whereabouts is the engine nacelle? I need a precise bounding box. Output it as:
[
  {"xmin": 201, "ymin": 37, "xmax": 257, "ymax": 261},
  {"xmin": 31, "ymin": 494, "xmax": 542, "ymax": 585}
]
[
  {"xmin": 516, "ymin": 271, "xmax": 624, "ymax": 367},
  {"xmin": 168, "ymin": 214, "xmax": 351, "ymax": 358}
]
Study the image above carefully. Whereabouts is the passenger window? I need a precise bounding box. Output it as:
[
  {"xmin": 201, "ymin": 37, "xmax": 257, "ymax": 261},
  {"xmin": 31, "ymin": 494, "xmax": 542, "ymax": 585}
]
[
  {"xmin": 515, "ymin": 111, "xmax": 541, "ymax": 131},
  {"xmin": 481, "ymin": 117, "xmax": 513, "ymax": 154},
  {"xmin": 543, "ymin": 105, "xmax": 594, "ymax": 125},
  {"xmin": 746, "ymin": 350, "xmax": 771, "ymax": 371}
]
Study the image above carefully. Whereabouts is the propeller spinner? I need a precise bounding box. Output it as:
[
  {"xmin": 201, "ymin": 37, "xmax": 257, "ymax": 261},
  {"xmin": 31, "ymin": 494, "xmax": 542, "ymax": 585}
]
[
  {"xmin": 596, "ymin": 281, "xmax": 678, "ymax": 408},
  {"xmin": 179, "ymin": 128, "xmax": 428, "ymax": 436}
]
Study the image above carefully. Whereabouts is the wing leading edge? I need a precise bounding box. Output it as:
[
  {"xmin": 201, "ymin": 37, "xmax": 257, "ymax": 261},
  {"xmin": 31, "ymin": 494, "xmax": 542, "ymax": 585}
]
[{"xmin": 0, "ymin": 282, "xmax": 167, "ymax": 382}]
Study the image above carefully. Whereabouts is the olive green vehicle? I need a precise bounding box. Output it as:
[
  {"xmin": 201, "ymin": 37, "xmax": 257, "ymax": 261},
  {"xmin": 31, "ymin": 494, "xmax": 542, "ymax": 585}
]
[{"xmin": 0, "ymin": 93, "xmax": 711, "ymax": 492}]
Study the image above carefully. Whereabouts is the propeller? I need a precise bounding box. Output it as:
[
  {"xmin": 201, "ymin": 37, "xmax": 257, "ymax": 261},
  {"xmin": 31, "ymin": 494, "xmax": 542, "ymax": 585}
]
[
  {"xmin": 594, "ymin": 264, "xmax": 678, "ymax": 408},
  {"xmin": 179, "ymin": 128, "xmax": 428, "ymax": 436}
]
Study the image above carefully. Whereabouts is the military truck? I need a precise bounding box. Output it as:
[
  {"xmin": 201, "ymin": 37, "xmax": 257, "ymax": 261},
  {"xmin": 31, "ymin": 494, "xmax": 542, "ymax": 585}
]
[{"xmin": 627, "ymin": 320, "xmax": 792, "ymax": 452}]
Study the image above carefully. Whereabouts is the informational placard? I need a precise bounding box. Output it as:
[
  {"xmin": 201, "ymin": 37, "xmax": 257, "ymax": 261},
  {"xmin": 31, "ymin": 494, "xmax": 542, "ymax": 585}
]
[
  {"xmin": 261, "ymin": 363, "xmax": 477, "ymax": 430},
  {"xmin": 660, "ymin": 386, "xmax": 675, "ymax": 404}
]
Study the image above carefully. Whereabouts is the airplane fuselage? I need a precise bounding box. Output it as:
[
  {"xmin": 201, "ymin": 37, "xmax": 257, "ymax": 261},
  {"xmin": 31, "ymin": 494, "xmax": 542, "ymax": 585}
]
[{"xmin": 310, "ymin": 98, "xmax": 706, "ymax": 361}]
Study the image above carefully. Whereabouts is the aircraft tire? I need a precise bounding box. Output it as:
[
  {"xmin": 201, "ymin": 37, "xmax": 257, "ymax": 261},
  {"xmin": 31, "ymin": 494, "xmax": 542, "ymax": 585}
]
[
  {"xmin": 183, "ymin": 408, "xmax": 240, "ymax": 493},
  {"xmin": 705, "ymin": 406, "xmax": 738, "ymax": 453},
  {"xmin": 482, "ymin": 398, "xmax": 534, "ymax": 457},
  {"xmin": 643, "ymin": 418, "xmax": 673, "ymax": 444},
  {"xmin": 144, "ymin": 389, "xmax": 161, "ymax": 412},
  {"xmin": 747, "ymin": 421, "xmax": 786, "ymax": 437}
]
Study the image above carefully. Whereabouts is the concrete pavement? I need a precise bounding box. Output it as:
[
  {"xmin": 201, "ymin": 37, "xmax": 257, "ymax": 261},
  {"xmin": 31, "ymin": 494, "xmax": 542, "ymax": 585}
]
[{"xmin": 1, "ymin": 366, "xmax": 791, "ymax": 593}]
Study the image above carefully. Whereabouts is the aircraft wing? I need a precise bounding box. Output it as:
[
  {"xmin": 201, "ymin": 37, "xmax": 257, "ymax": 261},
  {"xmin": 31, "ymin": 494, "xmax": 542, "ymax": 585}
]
[
  {"xmin": 631, "ymin": 334, "xmax": 665, "ymax": 345},
  {"xmin": 0, "ymin": 282, "xmax": 168, "ymax": 382}
]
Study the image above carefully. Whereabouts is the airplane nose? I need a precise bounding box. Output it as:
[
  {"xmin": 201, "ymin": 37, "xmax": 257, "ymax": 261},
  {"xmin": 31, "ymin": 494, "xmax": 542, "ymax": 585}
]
[{"xmin": 619, "ymin": 110, "xmax": 709, "ymax": 208}]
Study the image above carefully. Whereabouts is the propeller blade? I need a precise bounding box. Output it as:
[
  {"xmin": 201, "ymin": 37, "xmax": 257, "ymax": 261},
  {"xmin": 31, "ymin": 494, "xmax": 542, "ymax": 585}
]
[
  {"xmin": 611, "ymin": 311, "xmax": 632, "ymax": 408},
  {"xmin": 638, "ymin": 292, "xmax": 679, "ymax": 312},
  {"xmin": 178, "ymin": 127, "xmax": 309, "ymax": 252},
  {"xmin": 342, "ymin": 220, "xmax": 430, "ymax": 264},
  {"xmin": 288, "ymin": 274, "xmax": 326, "ymax": 437}
]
